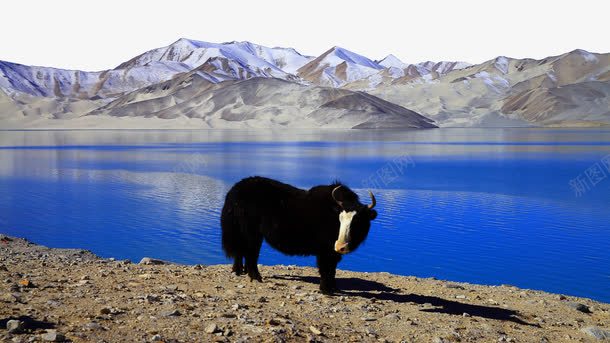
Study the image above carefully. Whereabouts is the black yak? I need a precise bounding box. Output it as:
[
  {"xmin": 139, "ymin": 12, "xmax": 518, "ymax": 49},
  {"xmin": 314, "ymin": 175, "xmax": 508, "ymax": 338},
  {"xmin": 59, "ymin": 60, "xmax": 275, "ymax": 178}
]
[{"xmin": 220, "ymin": 176, "xmax": 377, "ymax": 294}]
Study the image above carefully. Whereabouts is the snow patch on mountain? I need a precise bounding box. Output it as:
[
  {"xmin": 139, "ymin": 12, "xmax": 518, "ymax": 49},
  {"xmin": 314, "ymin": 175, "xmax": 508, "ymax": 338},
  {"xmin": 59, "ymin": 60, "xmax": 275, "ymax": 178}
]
[
  {"xmin": 572, "ymin": 49, "xmax": 599, "ymax": 63},
  {"xmin": 494, "ymin": 57, "xmax": 509, "ymax": 74},
  {"xmin": 119, "ymin": 38, "xmax": 312, "ymax": 80},
  {"xmin": 0, "ymin": 61, "xmax": 187, "ymax": 98},
  {"xmin": 378, "ymin": 54, "xmax": 408, "ymax": 69},
  {"xmin": 297, "ymin": 46, "xmax": 384, "ymax": 87}
]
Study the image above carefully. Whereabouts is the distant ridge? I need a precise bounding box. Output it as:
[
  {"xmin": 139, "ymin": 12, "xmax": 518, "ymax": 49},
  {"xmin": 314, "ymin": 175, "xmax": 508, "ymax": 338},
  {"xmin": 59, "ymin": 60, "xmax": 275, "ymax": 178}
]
[{"xmin": 1, "ymin": 38, "xmax": 609, "ymax": 128}]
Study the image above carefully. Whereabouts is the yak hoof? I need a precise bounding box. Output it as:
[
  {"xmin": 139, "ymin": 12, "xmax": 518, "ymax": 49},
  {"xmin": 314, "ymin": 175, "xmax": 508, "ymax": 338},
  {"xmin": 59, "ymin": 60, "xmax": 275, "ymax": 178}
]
[
  {"xmin": 232, "ymin": 266, "xmax": 245, "ymax": 276},
  {"xmin": 249, "ymin": 274, "xmax": 263, "ymax": 282},
  {"xmin": 320, "ymin": 286, "xmax": 339, "ymax": 295}
]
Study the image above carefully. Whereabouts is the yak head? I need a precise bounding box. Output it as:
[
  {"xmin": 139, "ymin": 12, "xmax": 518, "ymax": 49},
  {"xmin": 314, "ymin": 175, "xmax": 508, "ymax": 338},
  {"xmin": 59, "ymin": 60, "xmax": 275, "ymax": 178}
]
[{"xmin": 331, "ymin": 184, "xmax": 377, "ymax": 255}]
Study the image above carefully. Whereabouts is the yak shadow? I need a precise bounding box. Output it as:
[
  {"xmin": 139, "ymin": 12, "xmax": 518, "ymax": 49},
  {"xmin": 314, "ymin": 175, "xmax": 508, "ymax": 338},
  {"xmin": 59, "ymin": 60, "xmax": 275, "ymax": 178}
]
[
  {"xmin": 271, "ymin": 274, "xmax": 537, "ymax": 327},
  {"xmin": 0, "ymin": 315, "xmax": 55, "ymax": 332}
]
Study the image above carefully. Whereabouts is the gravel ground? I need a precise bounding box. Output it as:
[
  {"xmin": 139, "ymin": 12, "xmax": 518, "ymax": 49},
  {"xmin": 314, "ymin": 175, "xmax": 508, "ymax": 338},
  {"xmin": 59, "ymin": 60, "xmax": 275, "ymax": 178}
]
[{"xmin": 1, "ymin": 235, "xmax": 609, "ymax": 342}]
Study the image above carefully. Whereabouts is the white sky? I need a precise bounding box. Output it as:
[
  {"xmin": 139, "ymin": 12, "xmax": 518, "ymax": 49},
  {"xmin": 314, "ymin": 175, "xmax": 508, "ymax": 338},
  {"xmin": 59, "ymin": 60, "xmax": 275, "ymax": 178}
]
[{"xmin": 1, "ymin": 0, "xmax": 608, "ymax": 71}]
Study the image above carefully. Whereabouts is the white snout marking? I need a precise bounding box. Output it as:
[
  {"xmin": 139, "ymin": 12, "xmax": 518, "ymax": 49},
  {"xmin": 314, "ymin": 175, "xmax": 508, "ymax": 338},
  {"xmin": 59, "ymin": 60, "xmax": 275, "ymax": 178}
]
[{"xmin": 335, "ymin": 210, "xmax": 356, "ymax": 253}]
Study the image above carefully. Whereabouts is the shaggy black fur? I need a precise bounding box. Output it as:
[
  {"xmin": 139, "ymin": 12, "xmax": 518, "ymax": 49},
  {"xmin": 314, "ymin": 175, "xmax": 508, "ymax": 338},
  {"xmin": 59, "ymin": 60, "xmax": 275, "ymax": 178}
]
[{"xmin": 221, "ymin": 176, "xmax": 377, "ymax": 294}]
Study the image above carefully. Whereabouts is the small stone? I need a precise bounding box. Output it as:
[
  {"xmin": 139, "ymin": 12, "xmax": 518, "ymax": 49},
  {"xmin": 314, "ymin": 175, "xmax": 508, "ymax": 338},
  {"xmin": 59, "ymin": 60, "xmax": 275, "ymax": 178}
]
[
  {"xmin": 145, "ymin": 294, "xmax": 160, "ymax": 303},
  {"xmin": 581, "ymin": 326, "xmax": 610, "ymax": 340},
  {"xmin": 83, "ymin": 322, "xmax": 105, "ymax": 331},
  {"xmin": 161, "ymin": 309, "xmax": 181, "ymax": 317},
  {"xmin": 100, "ymin": 307, "xmax": 112, "ymax": 315},
  {"xmin": 19, "ymin": 279, "xmax": 33, "ymax": 288},
  {"xmin": 151, "ymin": 334, "xmax": 163, "ymax": 341},
  {"xmin": 365, "ymin": 327, "xmax": 378, "ymax": 336},
  {"xmin": 205, "ymin": 323, "xmax": 219, "ymax": 334},
  {"xmin": 446, "ymin": 284, "xmax": 465, "ymax": 289},
  {"xmin": 361, "ymin": 317, "xmax": 376, "ymax": 321},
  {"xmin": 1, "ymin": 293, "xmax": 18, "ymax": 303},
  {"xmin": 556, "ymin": 294, "xmax": 567, "ymax": 300},
  {"xmin": 7, "ymin": 320, "xmax": 25, "ymax": 334},
  {"xmin": 139, "ymin": 257, "xmax": 166, "ymax": 265},
  {"xmin": 383, "ymin": 313, "xmax": 401, "ymax": 321},
  {"xmin": 567, "ymin": 302, "xmax": 591, "ymax": 314},
  {"xmin": 41, "ymin": 330, "xmax": 65, "ymax": 342},
  {"xmin": 463, "ymin": 312, "xmax": 471, "ymax": 317},
  {"xmin": 231, "ymin": 304, "xmax": 240, "ymax": 311},
  {"xmin": 258, "ymin": 296, "xmax": 268, "ymax": 303},
  {"xmin": 193, "ymin": 264, "xmax": 205, "ymax": 270},
  {"xmin": 455, "ymin": 295, "xmax": 466, "ymax": 299},
  {"xmin": 0, "ymin": 293, "xmax": 18, "ymax": 303},
  {"xmin": 267, "ymin": 318, "xmax": 281, "ymax": 326},
  {"xmin": 309, "ymin": 326, "xmax": 322, "ymax": 335},
  {"xmin": 164, "ymin": 285, "xmax": 178, "ymax": 292}
]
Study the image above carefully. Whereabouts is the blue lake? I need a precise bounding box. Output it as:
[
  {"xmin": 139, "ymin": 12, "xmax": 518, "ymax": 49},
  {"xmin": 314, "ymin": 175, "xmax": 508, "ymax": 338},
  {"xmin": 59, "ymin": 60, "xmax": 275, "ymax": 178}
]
[{"xmin": 1, "ymin": 128, "xmax": 609, "ymax": 303}]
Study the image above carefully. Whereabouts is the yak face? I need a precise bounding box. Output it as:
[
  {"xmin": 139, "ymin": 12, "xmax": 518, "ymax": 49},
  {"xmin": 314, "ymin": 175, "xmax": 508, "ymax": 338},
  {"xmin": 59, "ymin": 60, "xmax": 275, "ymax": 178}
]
[{"xmin": 331, "ymin": 185, "xmax": 377, "ymax": 255}]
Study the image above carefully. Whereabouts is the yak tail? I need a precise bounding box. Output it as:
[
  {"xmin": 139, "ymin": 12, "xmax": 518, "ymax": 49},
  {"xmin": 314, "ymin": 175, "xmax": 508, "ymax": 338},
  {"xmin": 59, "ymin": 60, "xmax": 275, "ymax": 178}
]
[{"xmin": 220, "ymin": 203, "xmax": 244, "ymax": 258}]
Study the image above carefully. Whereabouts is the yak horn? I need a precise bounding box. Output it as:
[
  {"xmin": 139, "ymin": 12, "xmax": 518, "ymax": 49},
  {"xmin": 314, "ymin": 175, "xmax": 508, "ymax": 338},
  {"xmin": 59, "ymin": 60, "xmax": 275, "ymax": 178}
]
[
  {"xmin": 331, "ymin": 185, "xmax": 343, "ymax": 207},
  {"xmin": 368, "ymin": 191, "xmax": 376, "ymax": 209}
]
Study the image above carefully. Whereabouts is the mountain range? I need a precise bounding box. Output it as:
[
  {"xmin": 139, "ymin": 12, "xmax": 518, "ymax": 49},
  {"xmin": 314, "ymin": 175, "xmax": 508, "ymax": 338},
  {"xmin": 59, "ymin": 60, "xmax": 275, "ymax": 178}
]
[{"xmin": 1, "ymin": 38, "xmax": 609, "ymax": 129}]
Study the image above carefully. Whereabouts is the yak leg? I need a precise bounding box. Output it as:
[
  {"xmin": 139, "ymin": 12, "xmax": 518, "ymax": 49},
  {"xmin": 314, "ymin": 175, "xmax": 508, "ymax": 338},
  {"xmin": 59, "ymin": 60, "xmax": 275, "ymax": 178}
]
[
  {"xmin": 245, "ymin": 234, "xmax": 263, "ymax": 282},
  {"xmin": 232, "ymin": 256, "xmax": 245, "ymax": 275},
  {"xmin": 317, "ymin": 252, "xmax": 342, "ymax": 295}
]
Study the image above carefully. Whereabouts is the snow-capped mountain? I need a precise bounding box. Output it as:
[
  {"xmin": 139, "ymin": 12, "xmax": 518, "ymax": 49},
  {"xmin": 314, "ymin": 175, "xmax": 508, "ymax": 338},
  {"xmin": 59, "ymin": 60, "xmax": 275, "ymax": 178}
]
[
  {"xmin": 1, "ymin": 38, "xmax": 609, "ymax": 129},
  {"xmin": 0, "ymin": 60, "xmax": 188, "ymax": 98},
  {"xmin": 378, "ymin": 54, "xmax": 408, "ymax": 69},
  {"xmin": 297, "ymin": 46, "xmax": 384, "ymax": 87},
  {"xmin": 0, "ymin": 38, "xmax": 467, "ymax": 99},
  {"xmin": 371, "ymin": 49, "xmax": 610, "ymax": 127},
  {"xmin": 117, "ymin": 38, "xmax": 313, "ymax": 80},
  {"xmin": 343, "ymin": 59, "xmax": 471, "ymax": 90},
  {"xmin": 232, "ymin": 41, "xmax": 314, "ymax": 74},
  {"xmin": 0, "ymin": 39, "xmax": 315, "ymax": 99}
]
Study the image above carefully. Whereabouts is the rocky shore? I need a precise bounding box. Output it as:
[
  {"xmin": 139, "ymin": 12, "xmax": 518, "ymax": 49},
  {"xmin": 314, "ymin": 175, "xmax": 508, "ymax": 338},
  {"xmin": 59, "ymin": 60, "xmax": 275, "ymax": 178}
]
[{"xmin": 1, "ymin": 235, "xmax": 609, "ymax": 342}]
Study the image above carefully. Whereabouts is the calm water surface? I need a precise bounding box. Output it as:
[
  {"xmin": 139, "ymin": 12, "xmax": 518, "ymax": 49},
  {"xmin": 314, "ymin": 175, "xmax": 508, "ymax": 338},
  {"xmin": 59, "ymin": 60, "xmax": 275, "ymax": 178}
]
[{"xmin": 1, "ymin": 128, "xmax": 609, "ymax": 302}]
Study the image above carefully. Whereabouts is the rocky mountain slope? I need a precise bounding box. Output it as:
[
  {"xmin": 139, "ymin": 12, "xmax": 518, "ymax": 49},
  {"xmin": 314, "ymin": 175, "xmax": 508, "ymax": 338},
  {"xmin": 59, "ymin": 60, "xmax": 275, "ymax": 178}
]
[
  {"xmin": 88, "ymin": 71, "xmax": 437, "ymax": 129},
  {"xmin": 370, "ymin": 50, "xmax": 610, "ymax": 126},
  {"xmin": 0, "ymin": 60, "xmax": 187, "ymax": 99},
  {"xmin": 1, "ymin": 38, "xmax": 609, "ymax": 128}
]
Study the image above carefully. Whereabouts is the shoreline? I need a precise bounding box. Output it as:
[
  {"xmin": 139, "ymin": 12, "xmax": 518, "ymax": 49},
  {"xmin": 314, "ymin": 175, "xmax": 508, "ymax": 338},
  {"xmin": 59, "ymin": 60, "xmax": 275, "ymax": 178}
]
[{"xmin": 2, "ymin": 235, "xmax": 609, "ymax": 342}]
